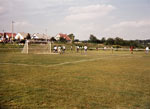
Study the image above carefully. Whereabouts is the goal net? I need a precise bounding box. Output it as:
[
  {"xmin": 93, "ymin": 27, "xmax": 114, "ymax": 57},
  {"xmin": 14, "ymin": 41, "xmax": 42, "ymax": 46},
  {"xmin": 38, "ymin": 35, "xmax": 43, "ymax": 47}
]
[{"xmin": 22, "ymin": 40, "xmax": 52, "ymax": 54}]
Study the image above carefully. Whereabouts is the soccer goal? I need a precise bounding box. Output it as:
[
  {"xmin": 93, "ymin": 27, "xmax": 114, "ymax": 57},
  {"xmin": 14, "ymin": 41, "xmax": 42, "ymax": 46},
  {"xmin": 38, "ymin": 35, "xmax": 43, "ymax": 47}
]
[{"xmin": 22, "ymin": 40, "xmax": 52, "ymax": 54}]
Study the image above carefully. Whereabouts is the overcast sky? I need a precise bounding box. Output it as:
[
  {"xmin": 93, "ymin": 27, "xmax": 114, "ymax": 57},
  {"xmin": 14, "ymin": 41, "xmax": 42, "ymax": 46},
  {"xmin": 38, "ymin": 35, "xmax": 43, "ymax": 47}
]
[{"xmin": 0, "ymin": 0, "xmax": 150, "ymax": 40}]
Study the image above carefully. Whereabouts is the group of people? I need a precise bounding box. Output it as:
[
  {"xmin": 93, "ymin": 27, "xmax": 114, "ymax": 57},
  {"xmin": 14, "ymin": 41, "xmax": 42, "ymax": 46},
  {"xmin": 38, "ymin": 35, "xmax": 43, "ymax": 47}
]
[
  {"xmin": 53, "ymin": 45, "xmax": 149, "ymax": 55},
  {"xmin": 53, "ymin": 45, "xmax": 66, "ymax": 54},
  {"xmin": 76, "ymin": 46, "xmax": 88, "ymax": 53},
  {"xmin": 130, "ymin": 46, "xmax": 149, "ymax": 54},
  {"xmin": 53, "ymin": 45, "xmax": 88, "ymax": 54}
]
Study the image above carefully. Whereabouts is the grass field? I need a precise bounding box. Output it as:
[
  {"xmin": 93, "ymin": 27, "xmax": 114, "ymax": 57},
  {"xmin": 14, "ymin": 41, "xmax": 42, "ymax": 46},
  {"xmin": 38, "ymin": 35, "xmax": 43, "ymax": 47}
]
[{"xmin": 0, "ymin": 49, "xmax": 150, "ymax": 108}]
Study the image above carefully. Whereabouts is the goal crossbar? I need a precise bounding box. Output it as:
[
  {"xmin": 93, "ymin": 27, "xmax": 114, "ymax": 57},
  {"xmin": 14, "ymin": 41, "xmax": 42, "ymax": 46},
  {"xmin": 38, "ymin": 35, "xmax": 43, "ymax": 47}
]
[{"xmin": 22, "ymin": 40, "xmax": 52, "ymax": 54}]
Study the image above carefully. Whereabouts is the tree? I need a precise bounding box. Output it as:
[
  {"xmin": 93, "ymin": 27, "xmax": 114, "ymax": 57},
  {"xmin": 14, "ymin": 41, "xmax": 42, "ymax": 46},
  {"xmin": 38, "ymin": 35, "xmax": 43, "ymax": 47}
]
[
  {"xmin": 68, "ymin": 33, "xmax": 75, "ymax": 42},
  {"xmin": 26, "ymin": 33, "xmax": 31, "ymax": 39},
  {"xmin": 59, "ymin": 37, "xmax": 67, "ymax": 43},
  {"xmin": 114, "ymin": 37, "xmax": 124, "ymax": 45},
  {"xmin": 129, "ymin": 40, "xmax": 138, "ymax": 47},
  {"xmin": 106, "ymin": 38, "xmax": 114, "ymax": 45},
  {"xmin": 50, "ymin": 37, "xmax": 56, "ymax": 41},
  {"xmin": 101, "ymin": 37, "xmax": 106, "ymax": 43},
  {"xmin": 89, "ymin": 34, "xmax": 100, "ymax": 43},
  {"xmin": 74, "ymin": 39, "xmax": 79, "ymax": 42}
]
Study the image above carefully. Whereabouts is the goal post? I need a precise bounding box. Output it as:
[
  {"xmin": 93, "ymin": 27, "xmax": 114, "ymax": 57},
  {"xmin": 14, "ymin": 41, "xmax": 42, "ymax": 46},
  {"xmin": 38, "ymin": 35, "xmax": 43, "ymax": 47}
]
[
  {"xmin": 22, "ymin": 40, "xmax": 52, "ymax": 54},
  {"xmin": 21, "ymin": 40, "xmax": 29, "ymax": 54}
]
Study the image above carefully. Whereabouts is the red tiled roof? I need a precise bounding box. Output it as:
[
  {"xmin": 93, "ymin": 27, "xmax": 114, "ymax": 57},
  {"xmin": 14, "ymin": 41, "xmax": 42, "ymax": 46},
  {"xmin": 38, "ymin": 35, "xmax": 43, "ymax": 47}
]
[
  {"xmin": 5, "ymin": 33, "xmax": 16, "ymax": 38},
  {"xmin": 59, "ymin": 33, "xmax": 71, "ymax": 41},
  {"xmin": 0, "ymin": 33, "xmax": 3, "ymax": 36}
]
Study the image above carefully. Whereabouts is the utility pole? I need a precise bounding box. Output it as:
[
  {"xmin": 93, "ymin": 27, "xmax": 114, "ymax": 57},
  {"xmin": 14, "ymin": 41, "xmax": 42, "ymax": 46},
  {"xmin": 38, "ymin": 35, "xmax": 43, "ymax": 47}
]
[
  {"xmin": 3, "ymin": 29, "xmax": 5, "ymax": 37},
  {"xmin": 11, "ymin": 21, "xmax": 15, "ymax": 41},
  {"xmin": 45, "ymin": 28, "xmax": 47, "ymax": 41}
]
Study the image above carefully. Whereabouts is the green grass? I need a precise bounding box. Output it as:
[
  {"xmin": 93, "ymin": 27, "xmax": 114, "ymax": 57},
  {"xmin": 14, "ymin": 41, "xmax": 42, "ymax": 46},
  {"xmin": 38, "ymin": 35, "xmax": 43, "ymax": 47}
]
[{"xmin": 0, "ymin": 49, "xmax": 150, "ymax": 108}]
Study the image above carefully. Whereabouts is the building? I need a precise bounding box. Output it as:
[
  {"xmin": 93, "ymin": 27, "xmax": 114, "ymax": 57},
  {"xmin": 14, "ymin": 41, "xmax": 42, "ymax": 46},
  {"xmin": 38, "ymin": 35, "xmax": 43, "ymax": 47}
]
[
  {"xmin": 4, "ymin": 33, "xmax": 16, "ymax": 39},
  {"xmin": 0, "ymin": 33, "xmax": 3, "ymax": 37},
  {"xmin": 55, "ymin": 33, "xmax": 71, "ymax": 42},
  {"xmin": 0, "ymin": 33, "xmax": 4, "ymax": 42},
  {"xmin": 32, "ymin": 33, "xmax": 50, "ymax": 40},
  {"xmin": 0, "ymin": 32, "xmax": 16, "ymax": 42},
  {"xmin": 15, "ymin": 32, "xmax": 28, "ymax": 40}
]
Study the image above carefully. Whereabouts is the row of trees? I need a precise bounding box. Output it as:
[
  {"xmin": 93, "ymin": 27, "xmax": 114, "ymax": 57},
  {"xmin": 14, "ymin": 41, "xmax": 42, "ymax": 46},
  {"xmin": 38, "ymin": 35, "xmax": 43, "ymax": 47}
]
[
  {"xmin": 51, "ymin": 33, "xmax": 149, "ymax": 48},
  {"xmin": 89, "ymin": 34, "xmax": 150, "ymax": 48}
]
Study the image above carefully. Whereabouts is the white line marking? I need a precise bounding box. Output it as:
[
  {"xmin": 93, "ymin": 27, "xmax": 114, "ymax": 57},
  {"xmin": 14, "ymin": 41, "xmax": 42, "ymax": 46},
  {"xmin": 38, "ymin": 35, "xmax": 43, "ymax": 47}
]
[
  {"xmin": 0, "ymin": 58, "xmax": 104, "ymax": 68},
  {"xmin": 0, "ymin": 55, "xmax": 142, "ymax": 68}
]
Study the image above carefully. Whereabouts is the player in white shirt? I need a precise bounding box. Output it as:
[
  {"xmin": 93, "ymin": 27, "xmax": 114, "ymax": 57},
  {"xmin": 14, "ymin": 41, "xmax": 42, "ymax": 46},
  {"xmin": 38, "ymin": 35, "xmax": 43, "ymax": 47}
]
[
  {"xmin": 84, "ymin": 46, "xmax": 87, "ymax": 54},
  {"xmin": 146, "ymin": 46, "xmax": 149, "ymax": 54}
]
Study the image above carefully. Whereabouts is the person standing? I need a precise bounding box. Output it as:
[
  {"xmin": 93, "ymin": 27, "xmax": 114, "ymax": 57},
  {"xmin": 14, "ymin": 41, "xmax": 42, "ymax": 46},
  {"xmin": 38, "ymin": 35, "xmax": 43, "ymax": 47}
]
[
  {"xmin": 62, "ymin": 45, "xmax": 66, "ymax": 53},
  {"xmin": 76, "ymin": 46, "xmax": 79, "ymax": 53},
  {"xmin": 70, "ymin": 46, "xmax": 73, "ymax": 52},
  {"xmin": 80, "ymin": 46, "xmax": 83, "ymax": 54},
  {"xmin": 146, "ymin": 46, "xmax": 149, "ymax": 54},
  {"xmin": 130, "ymin": 46, "xmax": 134, "ymax": 54},
  {"xmin": 53, "ymin": 46, "xmax": 57, "ymax": 53},
  {"xmin": 58, "ymin": 46, "xmax": 62, "ymax": 54},
  {"xmin": 84, "ymin": 45, "xmax": 87, "ymax": 54},
  {"xmin": 104, "ymin": 46, "xmax": 107, "ymax": 50},
  {"xmin": 96, "ymin": 47, "xmax": 98, "ymax": 51},
  {"xmin": 111, "ymin": 46, "xmax": 114, "ymax": 54}
]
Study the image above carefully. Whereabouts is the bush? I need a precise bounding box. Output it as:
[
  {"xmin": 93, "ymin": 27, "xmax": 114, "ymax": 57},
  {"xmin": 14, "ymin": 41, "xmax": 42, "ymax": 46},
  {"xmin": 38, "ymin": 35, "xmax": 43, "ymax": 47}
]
[{"xmin": 113, "ymin": 45, "xmax": 121, "ymax": 48}]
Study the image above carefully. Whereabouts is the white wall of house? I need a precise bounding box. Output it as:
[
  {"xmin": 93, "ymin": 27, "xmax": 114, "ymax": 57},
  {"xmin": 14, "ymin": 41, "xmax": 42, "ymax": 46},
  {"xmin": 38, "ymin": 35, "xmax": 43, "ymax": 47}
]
[
  {"xmin": 6, "ymin": 35, "xmax": 9, "ymax": 39},
  {"xmin": 15, "ymin": 33, "xmax": 24, "ymax": 40},
  {"xmin": 31, "ymin": 33, "xmax": 38, "ymax": 39},
  {"xmin": 55, "ymin": 34, "xmax": 60, "ymax": 40}
]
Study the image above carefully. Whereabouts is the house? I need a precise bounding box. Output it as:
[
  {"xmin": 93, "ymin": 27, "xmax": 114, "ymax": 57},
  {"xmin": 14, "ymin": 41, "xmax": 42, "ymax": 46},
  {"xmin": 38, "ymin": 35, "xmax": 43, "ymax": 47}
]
[
  {"xmin": 15, "ymin": 32, "xmax": 28, "ymax": 40},
  {"xmin": 0, "ymin": 32, "xmax": 16, "ymax": 42},
  {"xmin": 4, "ymin": 33, "xmax": 16, "ymax": 39},
  {"xmin": 55, "ymin": 33, "xmax": 71, "ymax": 42},
  {"xmin": 32, "ymin": 33, "xmax": 50, "ymax": 40},
  {"xmin": 0, "ymin": 33, "xmax": 3, "ymax": 37},
  {"xmin": 0, "ymin": 33, "xmax": 4, "ymax": 42}
]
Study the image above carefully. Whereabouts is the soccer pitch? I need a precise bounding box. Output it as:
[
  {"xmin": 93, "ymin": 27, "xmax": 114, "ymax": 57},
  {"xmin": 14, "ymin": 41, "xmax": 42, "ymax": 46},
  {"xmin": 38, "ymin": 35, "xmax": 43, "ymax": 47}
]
[{"xmin": 0, "ymin": 50, "xmax": 150, "ymax": 108}]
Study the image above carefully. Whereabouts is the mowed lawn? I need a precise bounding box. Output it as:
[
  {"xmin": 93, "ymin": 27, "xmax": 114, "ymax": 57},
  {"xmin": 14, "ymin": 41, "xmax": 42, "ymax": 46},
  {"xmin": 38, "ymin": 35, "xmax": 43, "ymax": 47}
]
[{"xmin": 0, "ymin": 50, "xmax": 150, "ymax": 108}]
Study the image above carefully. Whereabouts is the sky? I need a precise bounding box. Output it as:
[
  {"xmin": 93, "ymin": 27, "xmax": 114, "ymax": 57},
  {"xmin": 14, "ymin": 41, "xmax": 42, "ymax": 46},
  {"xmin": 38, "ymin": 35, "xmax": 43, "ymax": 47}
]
[{"xmin": 0, "ymin": 0, "xmax": 150, "ymax": 40}]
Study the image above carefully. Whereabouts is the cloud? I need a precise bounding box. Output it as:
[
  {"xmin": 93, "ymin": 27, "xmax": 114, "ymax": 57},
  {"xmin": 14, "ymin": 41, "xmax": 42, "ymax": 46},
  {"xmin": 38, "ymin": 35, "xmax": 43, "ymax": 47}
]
[
  {"xmin": 55, "ymin": 4, "xmax": 116, "ymax": 40},
  {"xmin": 109, "ymin": 20, "xmax": 150, "ymax": 28},
  {"xmin": 14, "ymin": 21, "xmax": 34, "ymax": 32},
  {"xmin": 15, "ymin": 21, "xmax": 32, "ymax": 27},
  {"xmin": 104, "ymin": 20, "xmax": 150, "ymax": 39},
  {"xmin": 65, "ymin": 4, "xmax": 115, "ymax": 21},
  {"xmin": 0, "ymin": 7, "xmax": 5, "ymax": 14}
]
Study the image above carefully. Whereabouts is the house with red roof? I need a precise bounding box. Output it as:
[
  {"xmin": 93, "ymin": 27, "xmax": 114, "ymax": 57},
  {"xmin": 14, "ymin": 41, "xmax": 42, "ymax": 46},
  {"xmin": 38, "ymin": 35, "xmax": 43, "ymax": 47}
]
[
  {"xmin": 0, "ymin": 33, "xmax": 4, "ymax": 42},
  {"xmin": 55, "ymin": 33, "xmax": 71, "ymax": 42},
  {"xmin": 4, "ymin": 33, "xmax": 16, "ymax": 39},
  {"xmin": 0, "ymin": 33, "xmax": 3, "ymax": 37}
]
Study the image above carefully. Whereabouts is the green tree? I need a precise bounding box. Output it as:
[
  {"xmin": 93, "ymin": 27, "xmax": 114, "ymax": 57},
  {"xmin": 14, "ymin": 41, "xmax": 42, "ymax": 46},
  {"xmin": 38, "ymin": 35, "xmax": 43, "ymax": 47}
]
[
  {"xmin": 59, "ymin": 37, "xmax": 67, "ymax": 43},
  {"xmin": 68, "ymin": 33, "xmax": 75, "ymax": 42},
  {"xmin": 74, "ymin": 39, "xmax": 79, "ymax": 42},
  {"xmin": 114, "ymin": 37, "xmax": 124, "ymax": 45},
  {"xmin": 101, "ymin": 37, "xmax": 106, "ymax": 43},
  {"xmin": 50, "ymin": 37, "xmax": 56, "ymax": 41},
  {"xmin": 129, "ymin": 40, "xmax": 138, "ymax": 47},
  {"xmin": 89, "ymin": 34, "xmax": 99, "ymax": 43},
  {"xmin": 26, "ymin": 33, "xmax": 31, "ymax": 39},
  {"xmin": 106, "ymin": 38, "xmax": 114, "ymax": 45}
]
